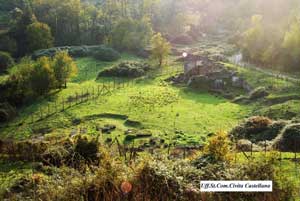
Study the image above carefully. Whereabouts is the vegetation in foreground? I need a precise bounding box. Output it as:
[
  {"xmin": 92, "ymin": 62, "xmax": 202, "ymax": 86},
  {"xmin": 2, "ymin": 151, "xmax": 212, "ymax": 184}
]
[{"xmin": 0, "ymin": 132, "xmax": 298, "ymax": 201}]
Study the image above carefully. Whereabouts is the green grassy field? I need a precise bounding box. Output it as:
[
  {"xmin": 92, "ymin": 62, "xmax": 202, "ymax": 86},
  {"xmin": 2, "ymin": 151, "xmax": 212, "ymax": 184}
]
[{"xmin": 0, "ymin": 54, "xmax": 252, "ymax": 146}]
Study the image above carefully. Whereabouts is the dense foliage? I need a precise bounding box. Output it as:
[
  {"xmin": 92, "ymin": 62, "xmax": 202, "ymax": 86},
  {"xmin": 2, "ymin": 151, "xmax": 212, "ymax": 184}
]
[
  {"xmin": 98, "ymin": 61, "xmax": 151, "ymax": 78},
  {"xmin": 0, "ymin": 51, "xmax": 14, "ymax": 74},
  {"xmin": 1, "ymin": 52, "xmax": 77, "ymax": 106},
  {"xmin": 150, "ymin": 33, "xmax": 171, "ymax": 67}
]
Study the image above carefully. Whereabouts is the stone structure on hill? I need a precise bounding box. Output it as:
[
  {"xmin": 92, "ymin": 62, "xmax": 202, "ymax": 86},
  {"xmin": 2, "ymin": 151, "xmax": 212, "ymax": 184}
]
[{"xmin": 168, "ymin": 54, "xmax": 252, "ymax": 96}]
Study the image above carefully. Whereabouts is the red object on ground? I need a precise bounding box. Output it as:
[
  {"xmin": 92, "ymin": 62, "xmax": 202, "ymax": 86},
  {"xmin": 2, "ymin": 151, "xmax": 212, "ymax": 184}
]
[{"xmin": 121, "ymin": 181, "xmax": 132, "ymax": 194}]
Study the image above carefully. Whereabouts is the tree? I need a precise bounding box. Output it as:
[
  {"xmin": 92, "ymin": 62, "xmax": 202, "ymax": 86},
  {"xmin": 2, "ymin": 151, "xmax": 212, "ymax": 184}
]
[
  {"xmin": 30, "ymin": 57, "xmax": 55, "ymax": 95},
  {"xmin": 0, "ymin": 51, "xmax": 14, "ymax": 74},
  {"xmin": 52, "ymin": 51, "xmax": 77, "ymax": 88},
  {"xmin": 33, "ymin": 0, "xmax": 82, "ymax": 46},
  {"xmin": 0, "ymin": 34, "xmax": 17, "ymax": 55},
  {"xmin": 112, "ymin": 17, "xmax": 153, "ymax": 51},
  {"xmin": 241, "ymin": 15, "xmax": 266, "ymax": 63},
  {"xmin": 9, "ymin": 8, "xmax": 37, "ymax": 57},
  {"xmin": 204, "ymin": 131, "xmax": 232, "ymax": 162},
  {"xmin": 26, "ymin": 22, "xmax": 54, "ymax": 53},
  {"xmin": 282, "ymin": 19, "xmax": 300, "ymax": 71},
  {"xmin": 150, "ymin": 33, "xmax": 171, "ymax": 67}
]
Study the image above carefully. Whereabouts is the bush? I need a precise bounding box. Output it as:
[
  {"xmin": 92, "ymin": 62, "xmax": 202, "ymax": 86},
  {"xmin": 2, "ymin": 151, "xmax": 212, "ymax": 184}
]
[
  {"xmin": 68, "ymin": 46, "xmax": 89, "ymax": 57},
  {"xmin": 230, "ymin": 116, "xmax": 286, "ymax": 142},
  {"xmin": 236, "ymin": 139, "xmax": 252, "ymax": 152},
  {"xmin": 92, "ymin": 47, "xmax": 121, "ymax": 62},
  {"xmin": 0, "ymin": 102, "xmax": 16, "ymax": 123},
  {"xmin": 0, "ymin": 34, "xmax": 17, "ymax": 54},
  {"xmin": 171, "ymin": 34, "xmax": 194, "ymax": 45},
  {"xmin": 249, "ymin": 87, "xmax": 269, "ymax": 100},
  {"xmin": 0, "ymin": 51, "xmax": 14, "ymax": 73},
  {"xmin": 74, "ymin": 136, "xmax": 98, "ymax": 162},
  {"xmin": 32, "ymin": 45, "xmax": 120, "ymax": 61},
  {"xmin": 273, "ymin": 123, "xmax": 300, "ymax": 152},
  {"xmin": 98, "ymin": 61, "xmax": 150, "ymax": 78}
]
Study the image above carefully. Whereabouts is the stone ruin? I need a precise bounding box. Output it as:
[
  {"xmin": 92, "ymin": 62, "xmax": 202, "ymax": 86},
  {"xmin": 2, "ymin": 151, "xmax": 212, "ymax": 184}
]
[{"xmin": 168, "ymin": 54, "xmax": 252, "ymax": 96}]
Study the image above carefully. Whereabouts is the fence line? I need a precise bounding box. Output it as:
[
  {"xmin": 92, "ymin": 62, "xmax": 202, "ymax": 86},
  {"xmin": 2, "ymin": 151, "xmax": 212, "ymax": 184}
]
[{"xmin": 0, "ymin": 79, "xmax": 135, "ymax": 129}]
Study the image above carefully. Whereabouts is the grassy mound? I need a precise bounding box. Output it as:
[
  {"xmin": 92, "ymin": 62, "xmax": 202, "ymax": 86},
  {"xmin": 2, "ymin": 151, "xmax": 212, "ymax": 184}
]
[
  {"xmin": 230, "ymin": 116, "xmax": 287, "ymax": 142},
  {"xmin": 257, "ymin": 100, "xmax": 300, "ymax": 120},
  {"xmin": 273, "ymin": 123, "xmax": 300, "ymax": 152},
  {"xmin": 97, "ymin": 61, "xmax": 150, "ymax": 78}
]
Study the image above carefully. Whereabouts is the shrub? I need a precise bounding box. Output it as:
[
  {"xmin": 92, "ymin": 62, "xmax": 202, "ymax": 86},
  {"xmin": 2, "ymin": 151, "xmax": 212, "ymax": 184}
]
[
  {"xmin": 236, "ymin": 139, "xmax": 252, "ymax": 152},
  {"xmin": 74, "ymin": 136, "xmax": 98, "ymax": 162},
  {"xmin": 32, "ymin": 45, "xmax": 120, "ymax": 61},
  {"xmin": 98, "ymin": 62, "xmax": 150, "ymax": 78},
  {"xmin": 171, "ymin": 34, "xmax": 194, "ymax": 45},
  {"xmin": 230, "ymin": 116, "xmax": 280, "ymax": 142},
  {"xmin": 249, "ymin": 87, "xmax": 269, "ymax": 100},
  {"xmin": 203, "ymin": 131, "xmax": 232, "ymax": 162},
  {"xmin": 68, "ymin": 46, "xmax": 89, "ymax": 57},
  {"xmin": 92, "ymin": 47, "xmax": 120, "ymax": 62},
  {"xmin": 0, "ymin": 34, "xmax": 17, "ymax": 54},
  {"xmin": 273, "ymin": 123, "xmax": 300, "ymax": 152},
  {"xmin": 0, "ymin": 102, "xmax": 16, "ymax": 123},
  {"xmin": 0, "ymin": 51, "xmax": 14, "ymax": 74}
]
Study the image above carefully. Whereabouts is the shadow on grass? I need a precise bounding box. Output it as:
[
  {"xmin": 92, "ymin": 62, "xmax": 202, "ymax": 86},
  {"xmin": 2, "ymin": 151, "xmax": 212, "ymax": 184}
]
[{"xmin": 178, "ymin": 87, "xmax": 228, "ymax": 105}]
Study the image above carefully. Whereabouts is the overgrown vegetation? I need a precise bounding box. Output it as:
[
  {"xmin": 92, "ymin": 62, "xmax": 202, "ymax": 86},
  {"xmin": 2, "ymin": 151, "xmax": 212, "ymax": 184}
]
[{"xmin": 1, "ymin": 0, "xmax": 300, "ymax": 200}]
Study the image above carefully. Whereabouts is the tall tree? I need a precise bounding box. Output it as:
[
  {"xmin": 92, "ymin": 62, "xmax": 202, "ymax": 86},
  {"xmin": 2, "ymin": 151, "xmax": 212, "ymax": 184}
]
[
  {"xmin": 52, "ymin": 51, "xmax": 77, "ymax": 88},
  {"xmin": 150, "ymin": 32, "xmax": 171, "ymax": 67},
  {"xmin": 26, "ymin": 22, "xmax": 53, "ymax": 52}
]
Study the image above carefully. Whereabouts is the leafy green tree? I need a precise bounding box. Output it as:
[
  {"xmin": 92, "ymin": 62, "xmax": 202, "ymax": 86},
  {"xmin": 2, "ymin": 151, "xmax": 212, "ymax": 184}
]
[
  {"xmin": 26, "ymin": 22, "xmax": 54, "ymax": 53},
  {"xmin": 112, "ymin": 17, "xmax": 153, "ymax": 51},
  {"xmin": 30, "ymin": 57, "xmax": 55, "ymax": 95},
  {"xmin": 52, "ymin": 51, "xmax": 77, "ymax": 88},
  {"xmin": 0, "ymin": 51, "xmax": 14, "ymax": 74},
  {"xmin": 33, "ymin": 0, "xmax": 82, "ymax": 45},
  {"xmin": 9, "ymin": 8, "xmax": 37, "ymax": 57},
  {"xmin": 150, "ymin": 33, "xmax": 171, "ymax": 67},
  {"xmin": 282, "ymin": 19, "xmax": 300, "ymax": 70},
  {"xmin": 241, "ymin": 15, "xmax": 266, "ymax": 63},
  {"xmin": 8, "ymin": 57, "xmax": 35, "ymax": 98},
  {"xmin": 0, "ymin": 34, "xmax": 17, "ymax": 55}
]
